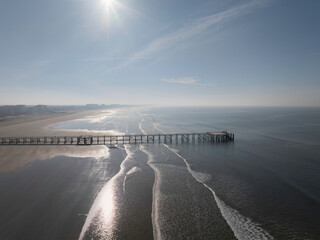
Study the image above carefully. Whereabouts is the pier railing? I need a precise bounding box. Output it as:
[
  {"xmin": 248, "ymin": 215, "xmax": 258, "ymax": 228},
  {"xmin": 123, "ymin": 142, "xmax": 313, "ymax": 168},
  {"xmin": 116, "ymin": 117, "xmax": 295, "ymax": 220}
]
[{"xmin": 0, "ymin": 132, "xmax": 234, "ymax": 146}]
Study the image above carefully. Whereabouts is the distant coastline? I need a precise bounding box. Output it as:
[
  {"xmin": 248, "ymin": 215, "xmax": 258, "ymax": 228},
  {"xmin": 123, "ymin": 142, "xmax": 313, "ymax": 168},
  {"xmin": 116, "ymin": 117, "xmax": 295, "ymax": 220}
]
[{"xmin": 0, "ymin": 104, "xmax": 129, "ymax": 118}]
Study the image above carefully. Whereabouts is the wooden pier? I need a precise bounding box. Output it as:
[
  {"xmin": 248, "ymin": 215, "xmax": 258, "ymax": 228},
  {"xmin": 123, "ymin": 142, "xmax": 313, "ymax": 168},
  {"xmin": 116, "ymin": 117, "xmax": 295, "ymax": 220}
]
[{"xmin": 0, "ymin": 132, "xmax": 234, "ymax": 146}]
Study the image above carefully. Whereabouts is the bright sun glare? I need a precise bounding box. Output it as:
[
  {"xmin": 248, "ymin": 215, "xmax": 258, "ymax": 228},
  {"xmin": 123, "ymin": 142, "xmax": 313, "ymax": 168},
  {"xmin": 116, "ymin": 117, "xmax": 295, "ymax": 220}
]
[
  {"xmin": 99, "ymin": 0, "xmax": 141, "ymax": 28},
  {"xmin": 100, "ymin": 0, "xmax": 140, "ymax": 23},
  {"xmin": 104, "ymin": 0, "xmax": 115, "ymax": 9},
  {"xmin": 101, "ymin": 0, "xmax": 118, "ymax": 20}
]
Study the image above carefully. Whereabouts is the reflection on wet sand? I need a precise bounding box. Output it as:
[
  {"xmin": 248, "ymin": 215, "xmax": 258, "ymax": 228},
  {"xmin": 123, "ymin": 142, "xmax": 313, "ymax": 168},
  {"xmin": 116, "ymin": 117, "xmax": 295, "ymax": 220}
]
[
  {"xmin": 79, "ymin": 178, "xmax": 115, "ymax": 239},
  {"xmin": 0, "ymin": 109, "xmax": 118, "ymax": 174},
  {"xmin": 79, "ymin": 146, "xmax": 131, "ymax": 239},
  {"xmin": 0, "ymin": 145, "xmax": 109, "ymax": 174}
]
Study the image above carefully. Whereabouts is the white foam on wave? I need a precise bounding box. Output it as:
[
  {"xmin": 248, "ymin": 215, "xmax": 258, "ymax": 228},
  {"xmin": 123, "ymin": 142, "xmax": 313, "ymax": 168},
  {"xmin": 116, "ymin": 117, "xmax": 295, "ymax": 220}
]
[
  {"xmin": 78, "ymin": 177, "xmax": 115, "ymax": 240},
  {"xmin": 127, "ymin": 166, "xmax": 142, "ymax": 176},
  {"xmin": 122, "ymin": 166, "xmax": 142, "ymax": 192},
  {"xmin": 139, "ymin": 145, "xmax": 162, "ymax": 240},
  {"xmin": 138, "ymin": 118, "xmax": 162, "ymax": 240},
  {"xmin": 193, "ymin": 171, "xmax": 212, "ymax": 183},
  {"xmin": 163, "ymin": 144, "xmax": 274, "ymax": 240},
  {"xmin": 51, "ymin": 109, "xmax": 124, "ymax": 134},
  {"xmin": 54, "ymin": 128, "xmax": 123, "ymax": 135},
  {"xmin": 84, "ymin": 109, "xmax": 118, "ymax": 123},
  {"xmin": 139, "ymin": 118, "xmax": 147, "ymax": 135},
  {"xmin": 152, "ymin": 122, "xmax": 165, "ymax": 133},
  {"xmin": 78, "ymin": 144, "xmax": 135, "ymax": 240},
  {"xmin": 139, "ymin": 118, "xmax": 162, "ymax": 240}
]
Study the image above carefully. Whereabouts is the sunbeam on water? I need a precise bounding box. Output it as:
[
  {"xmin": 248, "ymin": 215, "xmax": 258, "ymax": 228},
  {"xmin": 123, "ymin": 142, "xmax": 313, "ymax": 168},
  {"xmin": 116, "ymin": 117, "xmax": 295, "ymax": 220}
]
[
  {"xmin": 79, "ymin": 178, "xmax": 115, "ymax": 239},
  {"xmin": 79, "ymin": 144, "xmax": 136, "ymax": 240},
  {"xmin": 52, "ymin": 107, "xmax": 320, "ymax": 240}
]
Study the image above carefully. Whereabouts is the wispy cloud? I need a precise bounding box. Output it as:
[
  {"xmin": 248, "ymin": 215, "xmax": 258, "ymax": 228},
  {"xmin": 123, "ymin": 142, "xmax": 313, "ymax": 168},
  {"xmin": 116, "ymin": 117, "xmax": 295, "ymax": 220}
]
[
  {"xmin": 78, "ymin": 57, "xmax": 152, "ymax": 62},
  {"xmin": 162, "ymin": 77, "xmax": 215, "ymax": 87},
  {"xmin": 162, "ymin": 77, "xmax": 198, "ymax": 85},
  {"xmin": 118, "ymin": 0, "xmax": 266, "ymax": 68},
  {"xmin": 32, "ymin": 60, "xmax": 50, "ymax": 67}
]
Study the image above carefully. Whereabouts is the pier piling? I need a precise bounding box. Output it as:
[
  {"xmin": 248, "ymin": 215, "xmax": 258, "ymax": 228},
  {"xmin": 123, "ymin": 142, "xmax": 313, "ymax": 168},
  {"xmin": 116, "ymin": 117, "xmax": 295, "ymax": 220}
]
[{"xmin": 0, "ymin": 132, "xmax": 234, "ymax": 146}]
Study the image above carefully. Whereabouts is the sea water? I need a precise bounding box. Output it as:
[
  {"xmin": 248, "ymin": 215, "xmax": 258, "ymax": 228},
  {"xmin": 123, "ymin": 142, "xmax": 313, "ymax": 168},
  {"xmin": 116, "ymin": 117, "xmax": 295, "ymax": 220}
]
[{"xmin": 0, "ymin": 107, "xmax": 319, "ymax": 239}]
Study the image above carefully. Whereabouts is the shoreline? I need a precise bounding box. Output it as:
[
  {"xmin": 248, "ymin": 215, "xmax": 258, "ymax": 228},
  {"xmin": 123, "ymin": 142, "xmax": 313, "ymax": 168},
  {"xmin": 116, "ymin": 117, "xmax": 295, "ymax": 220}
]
[
  {"xmin": 0, "ymin": 109, "xmax": 115, "ymax": 136},
  {"xmin": 0, "ymin": 108, "xmax": 118, "ymax": 174}
]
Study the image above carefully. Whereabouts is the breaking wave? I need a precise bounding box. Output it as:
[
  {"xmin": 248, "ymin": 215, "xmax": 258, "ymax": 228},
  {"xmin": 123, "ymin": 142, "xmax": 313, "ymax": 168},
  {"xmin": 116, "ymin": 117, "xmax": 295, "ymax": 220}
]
[{"xmin": 163, "ymin": 144, "xmax": 274, "ymax": 240}]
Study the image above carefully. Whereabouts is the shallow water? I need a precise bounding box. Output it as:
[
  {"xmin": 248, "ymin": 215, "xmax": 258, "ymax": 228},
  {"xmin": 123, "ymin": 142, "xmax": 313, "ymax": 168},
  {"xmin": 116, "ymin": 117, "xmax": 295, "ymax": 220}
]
[{"xmin": 0, "ymin": 107, "xmax": 319, "ymax": 239}]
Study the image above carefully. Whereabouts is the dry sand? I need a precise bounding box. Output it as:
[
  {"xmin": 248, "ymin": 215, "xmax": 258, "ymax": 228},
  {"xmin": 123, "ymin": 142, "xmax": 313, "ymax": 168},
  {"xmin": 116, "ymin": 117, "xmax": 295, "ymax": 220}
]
[{"xmin": 0, "ymin": 109, "xmax": 113, "ymax": 174}]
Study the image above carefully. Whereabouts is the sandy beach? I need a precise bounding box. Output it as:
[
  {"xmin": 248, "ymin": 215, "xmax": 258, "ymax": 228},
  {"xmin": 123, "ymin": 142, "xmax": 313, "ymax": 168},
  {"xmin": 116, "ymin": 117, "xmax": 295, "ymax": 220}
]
[{"xmin": 0, "ymin": 109, "xmax": 112, "ymax": 173}]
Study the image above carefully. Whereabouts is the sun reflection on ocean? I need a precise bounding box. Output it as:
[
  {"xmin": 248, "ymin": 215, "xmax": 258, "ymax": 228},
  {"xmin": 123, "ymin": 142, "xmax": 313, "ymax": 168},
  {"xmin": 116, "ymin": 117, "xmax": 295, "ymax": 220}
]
[
  {"xmin": 98, "ymin": 179, "xmax": 115, "ymax": 232},
  {"xmin": 79, "ymin": 178, "xmax": 116, "ymax": 239}
]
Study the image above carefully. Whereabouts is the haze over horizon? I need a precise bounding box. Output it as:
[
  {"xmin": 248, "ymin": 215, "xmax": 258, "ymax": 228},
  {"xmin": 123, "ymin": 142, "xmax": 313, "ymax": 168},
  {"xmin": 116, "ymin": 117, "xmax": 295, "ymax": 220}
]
[{"xmin": 0, "ymin": 0, "xmax": 319, "ymax": 106}]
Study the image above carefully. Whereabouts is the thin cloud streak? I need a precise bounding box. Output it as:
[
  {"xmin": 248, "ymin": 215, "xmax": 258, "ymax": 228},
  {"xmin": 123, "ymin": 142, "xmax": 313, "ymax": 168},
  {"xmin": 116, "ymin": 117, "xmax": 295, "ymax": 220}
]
[
  {"xmin": 32, "ymin": 60, "xmax": 50, "ymax": 67},
  {"xmin": 162, "ymin": 77, "xmax": 198, "ymax": 84},
  {"xmin": 118, "ymin": 0, "xmax": 266, "ymax": 69},
  {"xmin": 162, "ymin": 77, "xmax": 215, "ymax": 87},
  {"xmin": 78, "ymin": 57, "xmax": 152, "ymax": 62}
]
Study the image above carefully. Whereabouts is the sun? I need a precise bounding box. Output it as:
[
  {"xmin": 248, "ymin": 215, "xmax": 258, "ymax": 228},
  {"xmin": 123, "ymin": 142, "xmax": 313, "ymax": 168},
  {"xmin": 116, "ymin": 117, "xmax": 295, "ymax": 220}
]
[
  {"xmin": 101, "ymin": 0, "xmax": 118, "ymax": 19},
  {"xmin": 98, "ymin": 0, "xmax": 141, "ymax": 26},
  {"xmin": 104, "ymin": 0, "xmax": 115, "ymax": 10}
]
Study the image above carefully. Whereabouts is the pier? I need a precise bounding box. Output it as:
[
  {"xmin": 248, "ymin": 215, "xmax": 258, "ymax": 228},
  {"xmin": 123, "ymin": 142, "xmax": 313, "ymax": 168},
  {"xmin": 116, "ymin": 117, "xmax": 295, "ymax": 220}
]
[{"xmin": 0, "ymin": 132, "xmax": 234, "ymax": 146}]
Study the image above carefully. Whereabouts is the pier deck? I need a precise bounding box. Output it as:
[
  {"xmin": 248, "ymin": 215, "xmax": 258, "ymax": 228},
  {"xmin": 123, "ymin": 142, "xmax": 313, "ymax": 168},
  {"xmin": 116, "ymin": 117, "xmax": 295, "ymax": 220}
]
[{"xmin": 0, "ymin": 132, "xmax": 234, "ymax": 146}]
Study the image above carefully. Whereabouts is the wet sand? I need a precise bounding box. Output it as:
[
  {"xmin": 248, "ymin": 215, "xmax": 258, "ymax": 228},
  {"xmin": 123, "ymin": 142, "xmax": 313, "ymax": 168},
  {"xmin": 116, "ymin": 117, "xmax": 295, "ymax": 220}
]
[
  {"xmin": 81, "ymin": 148, "xmax": 154, "ymax": 240},
  {"xmin": 0, "ymin": 109, "xmax": 110, "ymax": 136},
  {"xmin": 0, "ymin": 148, "xmax": 125, "ymax": 240},
  {"xmin": 0, "ymin": 109, "xmax": 115, "ymax": 173},
  {"xmin": 0, "ymin": 108, "xmax": 155, "ymax": 240}
]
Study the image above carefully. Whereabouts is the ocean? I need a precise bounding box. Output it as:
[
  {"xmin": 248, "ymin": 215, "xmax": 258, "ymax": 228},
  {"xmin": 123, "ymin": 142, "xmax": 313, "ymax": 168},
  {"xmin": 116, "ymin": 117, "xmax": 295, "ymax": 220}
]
[{"xmin": 0, "ymin": 107, "xmax": 319, "ymax": 239}]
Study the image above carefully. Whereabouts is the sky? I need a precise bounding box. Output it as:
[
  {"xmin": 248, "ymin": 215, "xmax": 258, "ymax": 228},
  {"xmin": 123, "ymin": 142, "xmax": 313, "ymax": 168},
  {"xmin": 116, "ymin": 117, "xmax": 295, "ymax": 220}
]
[{"xmin": 0, "ymin": 0, "xmax": 319, "ymax": 106}]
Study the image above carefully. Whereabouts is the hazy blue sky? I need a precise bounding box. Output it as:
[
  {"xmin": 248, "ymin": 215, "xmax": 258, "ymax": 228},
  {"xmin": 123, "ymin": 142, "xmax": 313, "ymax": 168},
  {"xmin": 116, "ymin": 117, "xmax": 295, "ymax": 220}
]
[{"xmin": 0, "ymin": 0, "xmax": 319, "ymax": 106}]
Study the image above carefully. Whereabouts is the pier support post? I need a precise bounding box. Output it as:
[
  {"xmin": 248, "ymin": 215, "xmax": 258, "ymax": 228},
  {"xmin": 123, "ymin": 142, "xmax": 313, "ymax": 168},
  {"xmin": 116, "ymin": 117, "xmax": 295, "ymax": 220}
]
[{"xmin": 0, "ymin": 132, "xmax": 234, "ymax": 146}]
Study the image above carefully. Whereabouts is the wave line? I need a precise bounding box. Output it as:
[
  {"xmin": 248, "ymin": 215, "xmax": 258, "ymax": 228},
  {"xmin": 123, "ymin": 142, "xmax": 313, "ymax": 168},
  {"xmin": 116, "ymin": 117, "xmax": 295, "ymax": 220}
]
[{"xmin": 163, "ymin": 144, "xmax": 274, "ymax": 240}]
